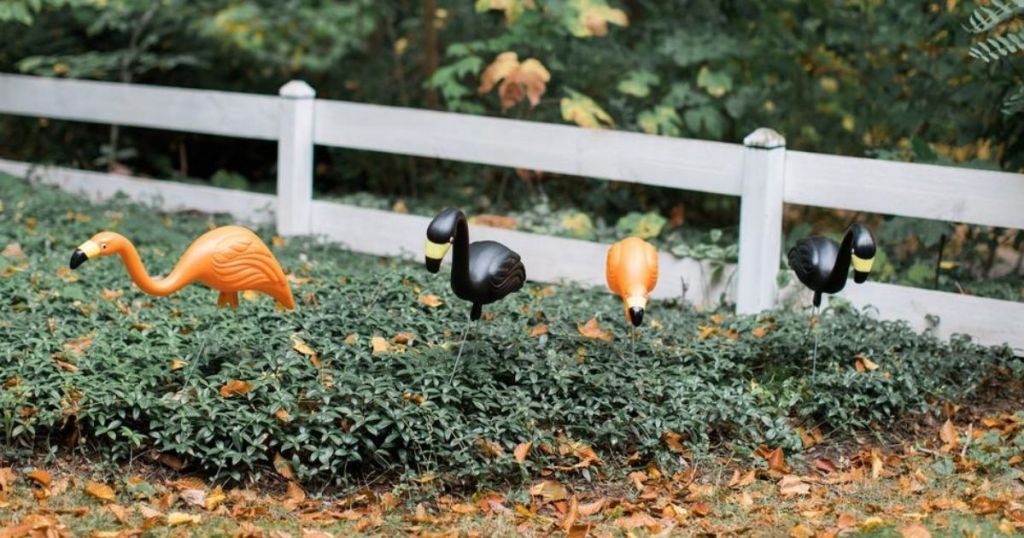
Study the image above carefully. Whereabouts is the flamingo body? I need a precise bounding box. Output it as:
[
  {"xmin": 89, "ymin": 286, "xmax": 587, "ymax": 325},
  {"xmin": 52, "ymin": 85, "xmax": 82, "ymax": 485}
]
[
  {"xmin": 424, "ymin": 208, "xmax": 526, "ymax": 320},
  {"xmin": 606, "ymin": 237, "xmax": 658, "ymax": 326},
  {"xmin": 70, "ymin": 225, "xmax": 295, "ymax": 309}
]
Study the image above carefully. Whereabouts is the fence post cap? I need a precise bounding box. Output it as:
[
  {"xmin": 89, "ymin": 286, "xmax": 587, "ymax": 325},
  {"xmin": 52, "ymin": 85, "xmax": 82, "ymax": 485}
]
[
  {"xmin": 279, "ymin": 80, "xmax": 316, "ymax": 99},
  {"xmin": 743, "ymin": 128, "xmax": 786, "ymax": 149}
]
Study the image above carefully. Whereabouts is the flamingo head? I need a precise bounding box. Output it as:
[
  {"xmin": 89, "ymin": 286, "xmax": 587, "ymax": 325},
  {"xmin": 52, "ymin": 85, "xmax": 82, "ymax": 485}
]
[
  {"xmin": 70, "ymin": 231, "xmax": 128, "ymax": 269},
  {"xmin": 425, "ymin": 208, "xmax": 460, "ymax": 273},
  {"xmin": 849, "ymin": 223, "xmax": 877, "ymax": 284}
]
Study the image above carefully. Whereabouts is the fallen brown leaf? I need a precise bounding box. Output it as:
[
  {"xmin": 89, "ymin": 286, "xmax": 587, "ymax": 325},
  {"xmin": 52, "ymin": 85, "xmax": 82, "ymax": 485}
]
[
  {"xmin": 529, "ymin": 480, "xmax": 568, "ymax": 503},
  {"xmin": 577, "ymin": 318, "xmax": 613, "ymax": 342},
  {"xmin": 514, "ymin": 442, "xmax": 532, "ymax": 463},
  {"xmin": 900, "ymin": 523, "xmax": 932, "ymax": 538},
  {"xmin": 26, "ymin": 469, "xmax": 52, "ymax": 488},
  {"xmin": 778, "ymin": 475, "xmax": 810, "ymax": 497},
  {"xmin": 84, "ymin": 481, "xmax": 116, "ymax": 503},
  {"xmin": 418, "ymin": 294, "xmax": 443, "ymax": 308},
  {"xmin": 219, "ymin": 380, "xmax": 253, "ymax": 398}
]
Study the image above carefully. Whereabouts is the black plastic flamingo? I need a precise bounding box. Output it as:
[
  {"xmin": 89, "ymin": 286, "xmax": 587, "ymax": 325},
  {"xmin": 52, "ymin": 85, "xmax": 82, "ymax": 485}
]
[
  {"xmin": 787, "ymin": 223, "xmax": 877, "ymax": 307},
  {"xmin": 424, "ymin": 208, "xmax": 526, "ymax": 320}
]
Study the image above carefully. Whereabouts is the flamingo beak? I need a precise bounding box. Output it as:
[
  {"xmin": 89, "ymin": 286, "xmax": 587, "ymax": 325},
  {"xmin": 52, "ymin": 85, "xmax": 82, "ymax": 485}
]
[
  {"xmin": 70, "ymin": 241, "xmax": 100, "ymax": 269},
  {"xmin": 626, "ymin": 296, "xmax": 648, "ymax": 327},
  {"xmin": 628, "ymin": 307, "xmax": 644, "ymax": 327},
  {"xmin": 852, "ymin": 254, "xmax": 874, "ymax": 284},
  {"xmin": 424, "ymin": 240, "xmax": 451, "ymax": 273}
]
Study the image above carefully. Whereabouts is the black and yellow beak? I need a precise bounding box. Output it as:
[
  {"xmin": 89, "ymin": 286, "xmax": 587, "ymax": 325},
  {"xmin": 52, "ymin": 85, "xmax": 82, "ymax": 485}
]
[
  {"xmin": 70, "ymin": 240, "xmax": 100, "ymax": 269},
  {"xmin": 424, "ymin": 240, "xmax": 451, "ymax": 274},
  {"xmin": 852, "ymin": 254, "xmax": 874, "ymax": 284}
]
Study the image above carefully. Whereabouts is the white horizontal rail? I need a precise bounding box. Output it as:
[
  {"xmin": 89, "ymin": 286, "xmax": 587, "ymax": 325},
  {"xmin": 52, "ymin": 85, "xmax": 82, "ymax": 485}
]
[
  {"xmin": 0, "ymin": 74, "xmax": 279, "ymax": 140},
  {"xmin": 837, "ymin": 281, "xmax": 1024, "ymax": 352},
  {"xmin": 314, "ymin": 100, "xmax": 746, "ymax": 195},
  {"xmin": 785, "ymin": 150, "xmax": 1024, "ymax": 230},
  {"xmin": 0, "ymin": 159, "xmax": 276, "ymax": 223}
]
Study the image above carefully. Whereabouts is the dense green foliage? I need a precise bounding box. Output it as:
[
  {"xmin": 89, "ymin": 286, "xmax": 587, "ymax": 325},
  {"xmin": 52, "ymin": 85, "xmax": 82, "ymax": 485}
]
[{"xmin": 1, "ymin": 174, "xmax": 1020, "ymax": 486}]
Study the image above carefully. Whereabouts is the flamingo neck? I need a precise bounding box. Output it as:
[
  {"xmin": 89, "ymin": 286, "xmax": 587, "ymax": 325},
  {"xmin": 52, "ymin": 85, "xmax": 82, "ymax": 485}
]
[
  {"xmin": 826, "ymin": 229, "xmax": 855, "ymax": 289},
  {"xmin": 116, "ymin": 241, "xmax": 188, "ymax": 296},
  {"xmin": 450, "ymin": 212, "xmax": 471, "ymax": 284}
]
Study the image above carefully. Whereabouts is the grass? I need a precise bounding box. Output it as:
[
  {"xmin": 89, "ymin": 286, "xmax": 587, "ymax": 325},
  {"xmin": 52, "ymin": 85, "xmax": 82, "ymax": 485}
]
[{"xmin": 0, "ymin": 171, "xmax": 1021, "ymax": 492}]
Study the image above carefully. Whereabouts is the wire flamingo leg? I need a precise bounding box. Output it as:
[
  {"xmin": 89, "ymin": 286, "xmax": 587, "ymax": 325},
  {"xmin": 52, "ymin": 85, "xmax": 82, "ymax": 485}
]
[{"xmin": 449, "ymin": 321, "xmax": 475, "ymax": 385}]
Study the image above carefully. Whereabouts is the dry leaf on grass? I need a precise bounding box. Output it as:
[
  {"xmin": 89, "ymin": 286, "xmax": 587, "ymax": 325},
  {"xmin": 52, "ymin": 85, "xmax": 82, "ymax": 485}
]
[
  {"xmin": 371, "ymin": 337, "xmax": 390, "ymax": 354},
  {"xmin": 166, "ymin": 512, "xmax": 201, "ymax": 526},
  {"xmin": 26, "ymin": 469, "xmax": 52, "ymax": 487},
  {"xmin": 84, "ymin": 481, "xmax": 116, "ymax": 502},
  {"xmin": 418, "ymin": 294, "xmax": 443, "ymax": 308},
  {"xmin": 900, "ymin": 523, "xmax": 932, "ymax": 538},
  {"xmin": 514, "ymin": 442, "xmax": 532, "ymax": 463},
  {"xmin": 529, "ymin": 480, "xmax": 568, "ymax": 502},
  {"xmin": 577, "ymin": 318, "xmax": 613, "ymax": 342},
  {"xmin": 778, "ymin": 475, "xmax": 810, "ymax": 497},
  {"xmin": 939, "ymin": 420, "xmax": 959, "ymax": 450}
]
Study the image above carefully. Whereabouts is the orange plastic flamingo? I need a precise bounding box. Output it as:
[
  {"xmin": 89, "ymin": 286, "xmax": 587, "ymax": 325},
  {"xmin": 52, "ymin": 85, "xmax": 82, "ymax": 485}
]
[
  {"xmin": 606, "ymin": 237, "xmax": 658, "ymax": 326},
  {"xmin": 69, "ymin": 225, "xmax": 295, "ymax": 309}
]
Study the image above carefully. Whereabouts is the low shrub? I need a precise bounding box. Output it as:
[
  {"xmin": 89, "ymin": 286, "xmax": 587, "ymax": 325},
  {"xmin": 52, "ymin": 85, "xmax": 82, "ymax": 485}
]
[{"xmin": 0, "ymin": 174, "xmax": 1020, "ymax": 486}]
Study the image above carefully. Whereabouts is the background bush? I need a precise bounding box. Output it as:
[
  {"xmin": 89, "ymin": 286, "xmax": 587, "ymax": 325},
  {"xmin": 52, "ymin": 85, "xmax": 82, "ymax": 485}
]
[{"xmin": 1, "ymin": 173, "xmax": 1020, "ymax": 487}]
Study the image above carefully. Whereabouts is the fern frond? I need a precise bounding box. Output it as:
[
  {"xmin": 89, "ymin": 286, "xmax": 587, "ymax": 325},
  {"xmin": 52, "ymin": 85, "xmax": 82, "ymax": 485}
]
[
  {"xmin": 965, "ymin": 0, "xmax": 1024, "ymax": 34},
  {"xmin": 1003, "ymin": 86, "xmax": 1024, "ymax": 116},
  {"xmin": 969, "ymin": 31, "xmax": 1024, "ymax": 62}
]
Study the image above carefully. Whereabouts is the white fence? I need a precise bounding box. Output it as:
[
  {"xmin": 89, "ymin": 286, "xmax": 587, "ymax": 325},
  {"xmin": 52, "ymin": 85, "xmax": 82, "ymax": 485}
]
[{"xmin": 1, "ymin": 73, "xmax": 1023, "ymax": 351}]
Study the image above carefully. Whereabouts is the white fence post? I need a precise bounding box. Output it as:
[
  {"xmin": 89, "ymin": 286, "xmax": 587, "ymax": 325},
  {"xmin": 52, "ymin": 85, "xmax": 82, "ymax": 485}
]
[
  {"xmin": 276, "ymin": 80, "xmax": 316, "ymax": 236},
  {"xmin": 736, "ymin": 128, "xmax": 787, "ymax": 314}
]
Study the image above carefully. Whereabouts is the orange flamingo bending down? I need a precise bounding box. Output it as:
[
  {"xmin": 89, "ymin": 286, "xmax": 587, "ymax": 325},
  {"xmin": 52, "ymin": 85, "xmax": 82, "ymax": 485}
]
[
  {"xmin": 606, "ymin": 237, "xmax": 659, "ymax": 326},
  {"xmin": 69, "ymin": 225, "xmax": 295, "ymax": 309}
]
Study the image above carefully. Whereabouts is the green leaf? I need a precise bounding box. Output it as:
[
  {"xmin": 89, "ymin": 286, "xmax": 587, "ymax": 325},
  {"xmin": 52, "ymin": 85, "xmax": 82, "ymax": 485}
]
[
  {"xmin": 696, "ymin": 66, "xmax": 733, "ymax": 98},
  {"xmin": 617, "ymin": 70, "xmax": 660, "ymax": 98}
]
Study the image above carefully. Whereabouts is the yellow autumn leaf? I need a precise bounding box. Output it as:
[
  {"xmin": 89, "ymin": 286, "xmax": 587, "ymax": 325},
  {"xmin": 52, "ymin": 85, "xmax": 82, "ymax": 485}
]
[
  {"xmin": 169, "ymin": 359, "xmax": 187, "ymax": 371},
  {"xmin": 564, "ymin": 0, "xmax": 628, "ymax": 37},
  {"xmin": 479, "ymin": 52, "xmax": 551, "ymax": 110},
  {"xmin": 561, "ymin": 90, "xmax": 614, "ymax": 128},
  {"xmin": 166, "ymin": 512, "xmax": 201, "ymax": 526},
  {"xmin": 291, "ymin": 335, "xmax": 319, "ymax": 367},
  {"xmin": 475, "ymin": 0, "xmax": 536, "ymax": 23}
]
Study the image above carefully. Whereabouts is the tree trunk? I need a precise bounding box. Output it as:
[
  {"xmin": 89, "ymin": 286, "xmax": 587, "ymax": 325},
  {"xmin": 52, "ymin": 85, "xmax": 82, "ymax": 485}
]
[{"xmin": 421, "ymin": 0, "xmax": 440, "ymax": 109}]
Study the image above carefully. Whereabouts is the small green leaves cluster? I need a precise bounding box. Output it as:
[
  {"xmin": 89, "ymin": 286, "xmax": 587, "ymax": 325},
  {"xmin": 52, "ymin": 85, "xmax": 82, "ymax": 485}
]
[{"xmin": 0, "ymin": 174, "xmax": 1020, "ymax": 488}]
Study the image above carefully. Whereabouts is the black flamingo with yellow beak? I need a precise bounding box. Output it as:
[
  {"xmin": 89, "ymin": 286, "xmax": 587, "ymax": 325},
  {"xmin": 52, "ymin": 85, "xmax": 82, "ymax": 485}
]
[
  {"xmin": 787, "ymin": 223, "xmax": 877, "ymax": 307},
  {"xmin": 424, "ymin": 208, "xmax": 526, "ymax": 321}
]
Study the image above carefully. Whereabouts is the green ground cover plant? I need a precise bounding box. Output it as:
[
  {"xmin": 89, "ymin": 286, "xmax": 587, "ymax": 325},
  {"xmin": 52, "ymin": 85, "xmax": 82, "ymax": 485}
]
[{"xmin": 1, "ymin": 172, "xmax": 1021, "ymax": 489}]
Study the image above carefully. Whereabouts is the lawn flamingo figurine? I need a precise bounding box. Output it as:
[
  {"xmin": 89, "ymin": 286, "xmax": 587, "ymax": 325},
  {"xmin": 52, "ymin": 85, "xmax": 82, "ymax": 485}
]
[
  {"xmin": 424, "ymin": 208, "xmax": 526, "ymax": 381},
  {"xmin": 70, "ymin": 225, "xmax": 295, "ymax": 309},
  {"xmin": 787, "ymin": 223, "xmax": 876, "ymax": 308},
  {"xmin": 424, "ymin": 208, "xmax": 526, "ymax": 321},
  {"xmin": 606, "ymin": 237, "xmax": 658, "ymax": 327},
  {"xmin": 787, "ymin": 223, "xmax": 876, "ymax": 372}
]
